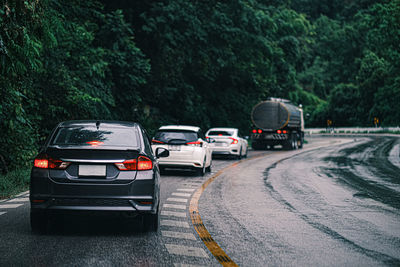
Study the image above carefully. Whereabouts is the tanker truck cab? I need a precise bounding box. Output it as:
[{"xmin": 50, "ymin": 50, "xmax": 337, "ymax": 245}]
[{"xmin": 250, "ymin": 98, "xmax": 304, "ymax": 150}]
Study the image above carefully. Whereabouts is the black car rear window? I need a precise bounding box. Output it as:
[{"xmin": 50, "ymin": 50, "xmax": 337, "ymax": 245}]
[
  {"xmin": 207, "ymin": 130, "xmax": 234, "ymax": 136},
  {"xmin": 154, "ymin": 130, "xmax": 198, "ymax": 143},
  {"xmin": 51, "ymin": 126, "xmax": 139, "ymax": 147}
]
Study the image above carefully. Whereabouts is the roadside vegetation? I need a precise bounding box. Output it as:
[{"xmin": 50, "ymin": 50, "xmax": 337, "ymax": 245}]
[
  {"xmin": 1, "ymin": 0, "xmax": 399, "ymax": 197},
  {"xmin": 0, "ymin": 169, "xmax": 30, "ymax": 199}
]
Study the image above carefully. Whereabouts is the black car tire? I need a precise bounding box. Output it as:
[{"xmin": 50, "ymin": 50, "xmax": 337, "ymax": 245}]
[
  {"xmin": 143, "ymin": 206, "xmax": 160, "ymax": 232},
  {"xmin": 30, "ymin": 210, "xmax": 48, "ymax": 234}
]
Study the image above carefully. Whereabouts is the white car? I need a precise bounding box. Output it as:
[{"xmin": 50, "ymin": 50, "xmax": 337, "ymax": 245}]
[
  {"xmin": 151, "ymin": 125, "xmax": 213, "ymax": 175},
  {"xmin": 205, "ymin": 127, "xmax": 248, "ymax": 159}
]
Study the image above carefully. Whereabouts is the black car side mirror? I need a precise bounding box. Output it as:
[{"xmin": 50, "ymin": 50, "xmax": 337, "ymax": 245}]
[{"xmin": 156, "ymin": 147, "xmax": 169, "ymax": 158}]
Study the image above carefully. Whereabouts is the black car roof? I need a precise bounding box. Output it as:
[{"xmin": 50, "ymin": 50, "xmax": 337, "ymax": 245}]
[{"xmin": 58, "ymin": 120, "xmax": 139, "ymax": 128}]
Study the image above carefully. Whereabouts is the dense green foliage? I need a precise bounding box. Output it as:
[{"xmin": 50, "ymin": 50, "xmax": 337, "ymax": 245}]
[{"xmin": 1, "ymin": 0, "xmax": 399, "ymax": 174}]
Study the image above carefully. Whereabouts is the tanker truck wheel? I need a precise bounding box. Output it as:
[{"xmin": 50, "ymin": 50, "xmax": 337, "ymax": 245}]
[
  {"xmin": 283, "ymin": 134, "xmax": 297, "ymax": 150},
  {"xmin": 252, "ymin": 141, "xmax": 262, "ymax": 150},
  {"xmin": 298, "ymin": 134, "xmax": 304, "ymax": 149},
  {"xmin": 293, "ymin": 134, "xmax": 298, "ymax": 150},
  {"xmin": 283, "ymin": 137, "xmax": 292, "ymax": 150}
]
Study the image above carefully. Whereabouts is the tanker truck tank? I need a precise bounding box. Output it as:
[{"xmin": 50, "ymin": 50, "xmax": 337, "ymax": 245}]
[{"xmin": 250, "ymin": 98, "xmax": 304, "ymax": 150}]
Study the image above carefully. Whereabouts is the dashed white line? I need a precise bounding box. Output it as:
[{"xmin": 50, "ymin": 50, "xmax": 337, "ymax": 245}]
[
  {"xmin": 161, "ymin": 210, "xmax": 187, "ymax": 217},
  {"xmin": 163, "ymin": 204, "xmax": 186, "ymax": 210},
  {"xmin": 174, "ymin": 264, "xmax": 206, "ymax": 267},
  {"xmin": 15, "ymin": 191, "xmax": 29, "ymax": 197},
  {"xmin": 161, "ymin": 230, "xmax": 196, "ymax": 240},
  {"xmin": 166, "ymin": 198, "xmax": 188, "ymax": 203},
  {"xmin": 177, "ymin": 188, "xmax": 196, "ymax": 192},
  {"xmin": 8, "ymin": 197, "xmax": 29, "ymax": 203},
  {"xmin": 0, "ymin": 204, "xmax": 23, "ymax": 209},
  {"xmin": 161, "ymin": 219, "xmax": 190, "ymax": 228},
  {"xmin": 165, "ymin": 244, "xmax": 209, "ymax": 258},
  {"xmin": 172, "ymin": 192, "xmax": 191, "ymax": 197},
  {"xmin": 0, "ymin": 212, "xmax": 6, "ymax": 216}
]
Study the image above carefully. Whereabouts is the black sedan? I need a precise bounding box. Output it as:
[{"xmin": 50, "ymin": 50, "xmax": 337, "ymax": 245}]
[{"xmin": 30, "ymin": 120, "xmax": 169, "ymax": 233}]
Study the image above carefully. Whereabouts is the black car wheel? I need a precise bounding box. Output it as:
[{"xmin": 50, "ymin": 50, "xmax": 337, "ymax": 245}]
[
  {"xmin": 30, "ymin": 211, "xmax": 48, "ymax": 234},
  {"xmin": 143, "ymin": 205, "xmax": 160, "ymax": 232}
]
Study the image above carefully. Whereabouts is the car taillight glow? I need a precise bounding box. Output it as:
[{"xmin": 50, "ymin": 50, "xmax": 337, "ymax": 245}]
[
  {"xmin": 186, "ymin": 141, "xmax": 202, "ymax": 147},
  {"xmin": 152, "ymin": 139, "xmax": 165, "ymax": 144},
  {"xmin": 34, "ymin": 159, "xmax": 48, "ymax": 168},
  {"xmin": 34, "ymin": 154, "xmax": 70, "ymax": 169},
  {"xmin": 115, "ymin": 156, "xmax": 153, "ymax": 171},
  {"xmin": 48, "ymin": 158, "xmax": 70, "ymax": 169},
  {"xmin": 277, "ymin": 130, "xmax": 282, "ymax": 134},
  {"xmin": 252, "ymin": 129, "xmax": 257, "ymax": 133},
  {"xmin": 283, "ymin": 130, "xmax": 287, "ymax": 134},
  {"xmin": 229, "ymin": 137, "xmax": 239, "ymax": 144},
  {"xmin": 86, "ymin": 140, "xmax": 104, "ymax": 146},
  {"xmin": 257, "ymin": 129, "xmax": 262, "ymax": 133},
  {"xmin": 137, "ymin": 156, "xmax": 153, "ymax": 170}
]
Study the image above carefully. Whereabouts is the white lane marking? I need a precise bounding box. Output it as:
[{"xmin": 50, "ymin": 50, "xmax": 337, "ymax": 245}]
[
  {"xmin": 0, "ymin": 212, "xmax": 6, "ymax": 216},
  {"xmin": 163, "ymin": 204, "xmax": 186, "ymax": 210},
  {"xmin": 174, "ymin": 264, "xmax": 206, "ymax": 267},
  {"xmin": 166, "ymin": 198, "xmax": 188, "ymax": 203},
  {"xmin": 172, "ymin": 192, "xmax": 191, "ymax": 197},
  {"xmin": 8, "ymin": 197, "xmax": 29, "ymax": 203},
  {"xmin": 15, "ymin": 191, "xmax": 29, "ymax": 197},
  {"xmin": 161, "ymin": 211, "xmax": 187, "ymax": 217},
  {"xmin": 177, "ymin": 188, "xmax": 196, "ymax": 192},
  {"xmin": 161, "ymin": 230, "xmax": 196, "ymax": 240},
  {"xmin": 161, "ymin": 220, "xmax": 190, "ymax": 228},
  {"xmin": 0, "ymin": 204, "xmax": 23, "ymax": 209},
  {"xmin": 165, "ymin": 244, "xmax": 209, "ymax": 258}
]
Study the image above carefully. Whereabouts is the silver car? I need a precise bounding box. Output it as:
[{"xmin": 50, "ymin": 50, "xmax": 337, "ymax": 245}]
[{"xmin": 206, "ymin": 127, "xmax": 248, "ymax": 159}]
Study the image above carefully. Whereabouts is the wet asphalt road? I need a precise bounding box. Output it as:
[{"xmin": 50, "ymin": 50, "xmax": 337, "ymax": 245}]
[{"xmin": 0, "ymin": 135, "xmax": 399, "ymax": 266}]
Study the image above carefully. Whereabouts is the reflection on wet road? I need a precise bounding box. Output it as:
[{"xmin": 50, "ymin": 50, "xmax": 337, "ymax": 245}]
[
  {"xmin": 201, "ymin": 136, "xmax": 400, "ymax": 266},
  {"xmin": 1, "ymin": 136, "xmax": 399, "ymax": 266}
]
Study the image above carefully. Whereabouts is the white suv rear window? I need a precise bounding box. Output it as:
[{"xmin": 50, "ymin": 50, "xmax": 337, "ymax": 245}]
[{"xmin": 154, "ymin": 130, "xmax": 198, "ymax": 144}]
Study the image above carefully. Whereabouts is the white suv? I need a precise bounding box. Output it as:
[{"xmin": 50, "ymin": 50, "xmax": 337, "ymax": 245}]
[
  {"xmin": 151, "ymin": 125, "xmax": 213, "ymax": 175},
  {"xmin": 206, "ymin": 127, "xmax": 248, "ymax": 159}
]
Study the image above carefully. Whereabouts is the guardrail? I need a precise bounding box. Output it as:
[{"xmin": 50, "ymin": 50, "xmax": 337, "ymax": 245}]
[{"xmin": 305, "ymin": 127, "xmax": 400, "ymax": 135}]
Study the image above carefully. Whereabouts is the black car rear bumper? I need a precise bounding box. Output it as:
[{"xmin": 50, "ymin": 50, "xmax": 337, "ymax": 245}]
[{"xmin": 30, "ymin": 169, "xmax": 159, "ymax": 214}]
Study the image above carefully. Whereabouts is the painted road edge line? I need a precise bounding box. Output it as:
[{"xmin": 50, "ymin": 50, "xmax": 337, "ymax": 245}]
[{"xmin": 188, "ymin": 153, "xmax": 270, "ymax": 267}]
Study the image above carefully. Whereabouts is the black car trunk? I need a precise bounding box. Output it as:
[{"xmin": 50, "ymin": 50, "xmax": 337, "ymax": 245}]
[{"xmin": 46, "ymin": 147, "xmax": 139, "ymax": 184}]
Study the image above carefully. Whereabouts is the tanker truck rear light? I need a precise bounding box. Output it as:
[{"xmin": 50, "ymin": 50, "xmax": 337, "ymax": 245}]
[
  {"xmin": 252, "ymin": 129, "xmax": 257, "ymax": 134},
  {"xmin": 257, "ymin": 129, "xmax": 262, "ymax": 134},
  {"xmin": 277, "ymin": 130, "xmax": 282, "ymax": 134},
  {"xmin": 283, "ymin": 130, "xmax": 288, "ymax": 134}
]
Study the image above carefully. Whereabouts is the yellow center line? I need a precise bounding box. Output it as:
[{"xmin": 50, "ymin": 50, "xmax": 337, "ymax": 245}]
[{"xmin": 189, "ymin": 153, "xmax": 271, "ymax": 266}]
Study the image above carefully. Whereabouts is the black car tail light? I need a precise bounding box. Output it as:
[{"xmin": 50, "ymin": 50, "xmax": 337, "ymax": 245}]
[
  {"xmin": 115, "ymin": 156, "xmax": 153, "ymax": 171},
  {"xmin": 34, "ymin": 154, "xmax": 70, "ymax": 169}
]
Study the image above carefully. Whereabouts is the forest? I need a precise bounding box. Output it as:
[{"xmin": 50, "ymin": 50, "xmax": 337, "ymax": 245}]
[{"xmin": 0, "ymin": 0, "xmax": 399, "ymax": 176}]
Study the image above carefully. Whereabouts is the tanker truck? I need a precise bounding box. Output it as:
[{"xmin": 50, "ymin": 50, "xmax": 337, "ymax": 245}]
[{"xmin": 250, "ymin": 97, "xmax": 304, "ymax": 150}]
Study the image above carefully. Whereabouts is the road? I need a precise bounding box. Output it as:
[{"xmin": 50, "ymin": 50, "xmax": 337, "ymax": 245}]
[{"xmin": 0, "ymin": 136, "xmax": 399, "ymax": 266}]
